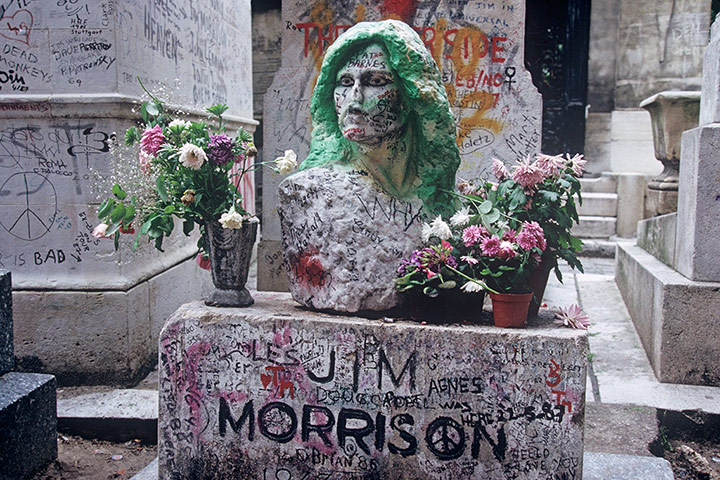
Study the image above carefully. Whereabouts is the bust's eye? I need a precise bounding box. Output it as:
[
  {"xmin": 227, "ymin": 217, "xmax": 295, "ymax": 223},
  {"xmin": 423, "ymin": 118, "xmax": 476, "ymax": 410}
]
[
  {"xmin": 365, "ymin": 72, "xmax": 392, "ymax": 87},
  {"xmin": 338, "ymin": 75, "xmax": 354, "ymax": 87}
]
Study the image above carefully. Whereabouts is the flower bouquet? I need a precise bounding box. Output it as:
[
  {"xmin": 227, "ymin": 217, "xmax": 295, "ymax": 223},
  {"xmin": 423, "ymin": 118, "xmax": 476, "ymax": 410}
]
[
  {"xmin": 94, "ymin": 84, "xmax": 297, "ymax": 306},
  {"xmin": 458, "ymin": 153, "xmax": 586, "ymax": 315}
]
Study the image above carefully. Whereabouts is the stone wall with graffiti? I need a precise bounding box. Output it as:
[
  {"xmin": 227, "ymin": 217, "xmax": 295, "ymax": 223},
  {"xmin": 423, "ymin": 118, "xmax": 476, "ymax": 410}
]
[
  {"xmin": 159, "ymin": 297, "xmax": 587, "ymax": 479},
  {"xmin": 0, "ymin": 0, "xmax": 254, "ymax": 289},
  {"xmin": 259, "ymin": 0, "xmax": 541, "ymax": 290}
]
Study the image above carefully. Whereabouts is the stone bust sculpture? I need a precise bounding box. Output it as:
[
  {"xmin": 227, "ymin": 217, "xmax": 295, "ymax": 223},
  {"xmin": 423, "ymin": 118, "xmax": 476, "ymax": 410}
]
[{"xmin": 278, "ymin": 20, "xmax": 460, "ymax": 313}]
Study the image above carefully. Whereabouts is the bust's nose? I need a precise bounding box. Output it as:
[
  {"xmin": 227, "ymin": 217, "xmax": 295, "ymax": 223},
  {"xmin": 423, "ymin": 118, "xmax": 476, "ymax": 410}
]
[{"xmin": 349, "ymin": 81, "xmax": 364, "ymax": 103}]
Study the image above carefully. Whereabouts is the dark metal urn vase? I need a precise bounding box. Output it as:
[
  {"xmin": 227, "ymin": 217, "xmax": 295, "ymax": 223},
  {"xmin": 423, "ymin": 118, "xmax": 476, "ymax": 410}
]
[{"xmin": 204, "ymin": 218, "xmax": 258, "ymax": 307}]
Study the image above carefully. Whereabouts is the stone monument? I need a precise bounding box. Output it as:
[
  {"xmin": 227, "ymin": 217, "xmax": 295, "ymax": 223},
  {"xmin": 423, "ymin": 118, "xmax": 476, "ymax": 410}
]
[
  {"xmin": 259, "ymin": 0, "xmax": 543, "ymax": 291},
  {"xmin": 616, "ymin": 18, "xmax": 720, "ymax": 386},
  {"xmin": 278, "ymin": 20, "xmax": 459, "ymax": 312},
  {"xmin": 158, "ymin": 297, "xmax": 587, "ymax": 479},
  {"xmin": 0, "ymin": 270, "xmax": 57, "ymax": 479},
  {"xmin": 0, "ymin": 0, "xmax": 255, "ymax": 384}
]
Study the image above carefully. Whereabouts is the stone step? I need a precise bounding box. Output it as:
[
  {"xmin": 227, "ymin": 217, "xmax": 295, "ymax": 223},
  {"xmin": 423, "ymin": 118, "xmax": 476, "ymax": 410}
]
[
  {"xmin": 577, "ymin": 192, "xmax": 618, "ymax": 217},
  {"xmin": 573, "ymin": 216, "xmax": 617, "ymax": 238},
  {"xmin": 580, "ymin": 174, "xmax": 618, "ymax": 194}
]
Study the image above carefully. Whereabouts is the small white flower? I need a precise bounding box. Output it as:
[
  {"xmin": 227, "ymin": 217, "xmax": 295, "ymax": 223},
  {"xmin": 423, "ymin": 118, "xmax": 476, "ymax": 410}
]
[
  {"xmin": 430, "ymin": 215, "xmax": 452, "ymax": 240},
  {"xmin": 168, "ymin": 119, "xmax": 190, "ymax": 129},
  {"xmin": 450, "ymin": 206, "xmax": 471, "ymax": 227},
  {"xmin": 461, "ymin": 255, "xmax": 478, "ymax": 265},
  {"xmin": 275, "ymin": 149, "xmax": 297, "ymax": 174},
  {"xmin": 461, "ymin": 281, "xmax": 484, "ymax": 293},
  {"xmin": 179, "ymin": 143, "xmax": 207, "ymax": 170},
  {"xmin": 421, "ymin": 223, "xmax": 433, "ymax": 243},
  {"xmin": 218, "ymin": 206, "xmax": 245, "ymax": 229}
]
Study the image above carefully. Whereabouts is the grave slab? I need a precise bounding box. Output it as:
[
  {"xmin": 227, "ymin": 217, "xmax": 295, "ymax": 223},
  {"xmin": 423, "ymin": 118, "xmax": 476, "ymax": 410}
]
[
  {"xmin": 159, "ymin": 295, "xmax": 587, "ymax": 479},
  {"xmin": 0, "ymin": 270, "xmax": 12, "ymax": 376},
  {"xmin": 616, "ymin": 244, "xmax": 720, "ymax": 386},
  {"xmin": 0, "ymin": 372, "xmax": 57, "ymax": 480}
]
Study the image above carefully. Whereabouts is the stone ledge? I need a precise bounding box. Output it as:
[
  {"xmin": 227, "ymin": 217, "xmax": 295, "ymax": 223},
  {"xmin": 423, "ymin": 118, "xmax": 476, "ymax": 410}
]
[
  {"xmin": 159, "ymin": 295, "xmax": 588, "ymax": 479},
  {"xmin": 615, "ymin": 244, "xmax": 720, "ymax": 386}
]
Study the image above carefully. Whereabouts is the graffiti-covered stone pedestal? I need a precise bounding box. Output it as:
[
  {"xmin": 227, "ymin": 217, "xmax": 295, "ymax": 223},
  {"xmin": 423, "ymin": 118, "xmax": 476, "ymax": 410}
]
[
  {"xmin": 159, "ymin": 294, "xmax": 587, "ymax": 479},
  {"xmin": 0, "ymin": 1, "xmax": 256, "ymax": 384}
]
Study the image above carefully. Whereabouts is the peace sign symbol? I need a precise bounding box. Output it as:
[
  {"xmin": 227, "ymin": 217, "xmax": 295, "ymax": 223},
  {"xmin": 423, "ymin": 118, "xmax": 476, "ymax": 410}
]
[
  {"xmin": 0, "ymin": 172, "xmax": 57, "ymax": 241},
  {"xmin": 258, "ymin": 402, "xmax": 297, "ymax": 443},
  {"xmin": 425, "ymin": 417, "xmax": 466, "ymax": 460}
]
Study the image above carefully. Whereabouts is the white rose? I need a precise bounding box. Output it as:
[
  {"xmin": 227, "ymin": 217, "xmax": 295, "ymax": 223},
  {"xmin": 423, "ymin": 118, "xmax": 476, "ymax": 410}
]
[
  {"xmin": 218, "ymin": 207, "xmax": 245, "ymax": 229},
  {"xmin": 275, "ymin": 149, "xmax": 297, "ymax": 174},
  {"xmin": 179, "ymin": 143, "xmax": 207, "ymax": 170}
]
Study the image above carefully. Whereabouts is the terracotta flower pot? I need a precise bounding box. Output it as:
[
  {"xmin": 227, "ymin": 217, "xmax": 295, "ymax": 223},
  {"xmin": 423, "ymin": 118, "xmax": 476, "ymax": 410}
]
[
  {"xmin": 489, "ymin": 292, "xmax": 533, "ymax": 328},
  {"xmin": 204, "ymin": 219, "xmax": 258, "ymax": 307},
  {"xmin": 527, "ymin": 259, "xmax": 553, "ymax": 318}
]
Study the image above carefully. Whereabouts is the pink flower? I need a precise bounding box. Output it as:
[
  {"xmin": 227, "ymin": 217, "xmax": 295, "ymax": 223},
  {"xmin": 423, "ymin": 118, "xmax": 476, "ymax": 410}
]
[
  {"xmin": 138, "ymin": 150, "xmax": 152, "ymax": 175},
  {"xmin": 492, "ymin": 158, "xmax": 509, "ymax": 181},
  {"xmin": 480, "ymin": 236, "xmax": 501, "ymax": 256},
  {"xmin": 140, "ymin": 125, "xmax": 165, "ymax": 155},
  {"xmin": 441, "ymin": 240, "xmax": 453, "ymax": 251},
  {"xmin": 566, "ymin": 153, "xmax": 586, "ymax": 177},
  {"xmin": 535, "ymin": 153, "xmax": 565, "ymax": 177},
  {"xmin": 462, "ymin": 225, "xmax": 488, "ymax": 247},
  {"xmin": 457, "ymin": 179, "xmax": 478, "ymax": 196},
  {"xmin": 554, "ymin": 304, "xmax": 590, "ymax": 329},
  {"xmin": 461, "ymin": 255, "xmax": 478, "ymax": 265},
  {"xmin": 502, "ymin": 229, "xmax": 516, "ymax": 242},
  {"xmin": 92, "ymin": 223, "xmax": 110, "ymax": 239},
  {"xmin": 195, "ymin": 253, "xmax": 211, "ymax": 271},
  {"xmin": 520, "ymin": 221, "xmax": 546, "ymax": 251},
  {"xmin": 511, "ymin": 156, "xmax": 545, "ymax": 189},
  {"xmin": 516, "ymin": 230, "xmax": 537, "ymax": 250},
  {"xmin": 497, "ymin": 240, "xmax": 517, "ymax": 259}
]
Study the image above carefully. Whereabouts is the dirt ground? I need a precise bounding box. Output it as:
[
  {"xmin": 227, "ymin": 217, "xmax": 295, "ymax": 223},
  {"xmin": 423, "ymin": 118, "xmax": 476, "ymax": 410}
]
[
  {"xmin": 30, "ymin": 434, "xmax": 156, "ymax": 480},
  {"xmin": 664, "ymin": 440, "xmax": 720, "ymax": 480}
]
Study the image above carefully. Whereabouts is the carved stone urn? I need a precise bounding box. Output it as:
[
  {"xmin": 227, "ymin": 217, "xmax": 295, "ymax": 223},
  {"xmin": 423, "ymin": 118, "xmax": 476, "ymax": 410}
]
[{"xmin": 640, "ymin": 91, "xmax": 700, "ymax": 216}]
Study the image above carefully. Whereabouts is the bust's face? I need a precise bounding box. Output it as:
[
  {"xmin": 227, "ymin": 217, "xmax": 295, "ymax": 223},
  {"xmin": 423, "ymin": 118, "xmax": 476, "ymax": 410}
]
[{"xmin": 334, "ymin": 44, "xmax": 404, "ymax": 146}]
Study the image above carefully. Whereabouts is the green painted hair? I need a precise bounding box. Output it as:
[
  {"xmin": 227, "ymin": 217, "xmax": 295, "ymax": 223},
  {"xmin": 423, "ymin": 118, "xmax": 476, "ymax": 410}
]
[{"xmin": 300, "ymin": 19, "xmax": 460, "ymax": 216}]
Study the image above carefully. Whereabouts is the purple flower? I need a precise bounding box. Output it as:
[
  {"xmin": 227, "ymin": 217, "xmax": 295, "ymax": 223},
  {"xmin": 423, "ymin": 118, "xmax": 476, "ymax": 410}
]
[{"xmin": 208, "ymin": 134, "xmax": 236, "ymax": 165}]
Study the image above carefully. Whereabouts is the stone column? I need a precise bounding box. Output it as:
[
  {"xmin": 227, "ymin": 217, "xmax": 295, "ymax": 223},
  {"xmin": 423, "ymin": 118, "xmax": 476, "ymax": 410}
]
[{"xmin": 0, "ymin": 0, "xmax": 256, "ymax": 384}]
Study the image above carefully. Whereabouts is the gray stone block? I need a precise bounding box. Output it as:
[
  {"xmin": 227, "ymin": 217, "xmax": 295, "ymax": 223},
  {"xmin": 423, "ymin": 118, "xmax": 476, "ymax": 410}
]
[
  {"xmin": 0, "ymin": 270, "xmax": 12, "ymax": 376},
  {"xmin": 577, "ymin": 192, "xmax": 618, "ymax": 217},
  {"xmin": 0, "ymin": 372, "xmax": 57, "ymax": 480},
  {"xmin": 159, "ymin": 296, "xmax": 588, "ymax": 480},
  {"xmin": 636, "ymin": 213, "xmax": 676, "ymax": 267},
  {"xmin": 675, "ymin": 125, "xmax": 720, "ymax": 282},
  {"xmin": 582, "ymin": 452, "xmax": 674, "ymax": 480},
  {"xmin": 616, "ymin": 244, "xmax": 720, "ymax": 386},
  {"xmin": 573, "ymin": 216, "xmax": 616, "ymax": 238}
]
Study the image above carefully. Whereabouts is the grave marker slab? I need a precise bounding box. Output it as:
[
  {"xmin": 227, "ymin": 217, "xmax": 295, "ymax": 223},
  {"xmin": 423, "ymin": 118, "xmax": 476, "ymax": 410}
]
[
  {"xmin": 0, "ymin": 270, "xmax": 12, "ymax": 376},
  {"xmin": 158, "ymin": 296, "xmax": 588, "ymax": 479}
]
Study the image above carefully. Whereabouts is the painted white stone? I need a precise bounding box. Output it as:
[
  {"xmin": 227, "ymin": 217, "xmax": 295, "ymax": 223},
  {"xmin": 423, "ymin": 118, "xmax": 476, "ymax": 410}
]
[
  {"xmin": 260, "ymin": 0, "xmax": 542, "ymax": 291},
  {"xmin": 609, "ymin": 110, "xmax": 662, "ymax": 175},
  {"xmin": 158, "ymin": 297, "xmax": 588, "ymax": 479},
  {"xmin": 0, "ymin": 0, "xmax": 255, "ymax": 382},
  {"xmin": 278, "ymin": 167, "xmax": 424, "ymax": 312},
  {"xmin": 700, "ymin": 17, "xmax": 720, "ymax": 125}
]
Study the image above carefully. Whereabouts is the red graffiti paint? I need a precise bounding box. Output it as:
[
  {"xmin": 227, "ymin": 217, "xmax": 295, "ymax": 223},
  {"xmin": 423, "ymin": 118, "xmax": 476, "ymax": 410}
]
[
  {"xmin": 293, "ymin": 248, "xmax": 330, "ymax": 289},
  {"xmin": 380, "ymin": 0, "xmax": 418, "ymax": 22}
]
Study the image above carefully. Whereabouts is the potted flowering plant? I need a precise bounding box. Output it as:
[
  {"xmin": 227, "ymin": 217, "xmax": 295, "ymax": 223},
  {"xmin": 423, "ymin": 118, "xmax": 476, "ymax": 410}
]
[
  {"xmin": 94, "ymin": 85, "xmax": 297, "ymax": 307},
  {"xmin": 458, "ymin": 153, "xmax": 586, "ymax": 316}
]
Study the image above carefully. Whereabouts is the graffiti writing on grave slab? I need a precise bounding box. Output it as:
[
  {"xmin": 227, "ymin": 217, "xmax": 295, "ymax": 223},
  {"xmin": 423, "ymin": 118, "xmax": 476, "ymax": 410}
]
[{"xmin": 160, "ymin": 318, "xmax": 585, "ymax": 479}]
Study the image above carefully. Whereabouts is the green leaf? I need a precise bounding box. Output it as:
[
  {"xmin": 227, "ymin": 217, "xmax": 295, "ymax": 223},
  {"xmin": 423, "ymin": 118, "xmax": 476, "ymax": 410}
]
[
  {"xmin": 113, "ymin": 231, "xmax": 120, "ymax": 250},
  {"xmin": 139, "ymin": 219, "xmax": 153, "ymax": 235},
  {"xmin": 140, "ymin": 103, "xmax": 149, "ymax": 123},
  {"xmin": 183, "ymin": 219, "xmax": 194, "ymax": 236},
  {"xmin": 438, "ymin": 280, "xmax": 456, "ymax": 289},
  {"xmin": 124, "ymin": 205, "xmax": 136, "ymax": 223},
  {"xmin": 146, "ymin": 102, "xmax": 159, "ymax": 116},
  {"xmin": 484, "ymin": 209, "xmax": 500, "ymax": 223},
  {"xmin": 110, "ymin": 205, "xmax": 126, "ymax": 223},
  {"xmin": 163, "ymin": 205, "xmax": 175, "ymax": 214},
  {"xmin": 423, "ymin": 286, "xmax": 439, "ymax": 298},
  {"xmin": 97, "ymin": 199, "xmax": 114, "ymax": 219},
  {"xmin": 124, "ymin": 127, "xmax": 140, "ymax": 146},
  {"xmin": 479, "ymin": 200, "xmax": 493, "ymax": 214},
  {"xmin": 112, "ymin": 184, "xmax": 127, "ymax": 200},
  {"xmin": 156, "ymin": 176, "xmax": 169, "ymax": 202}
]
